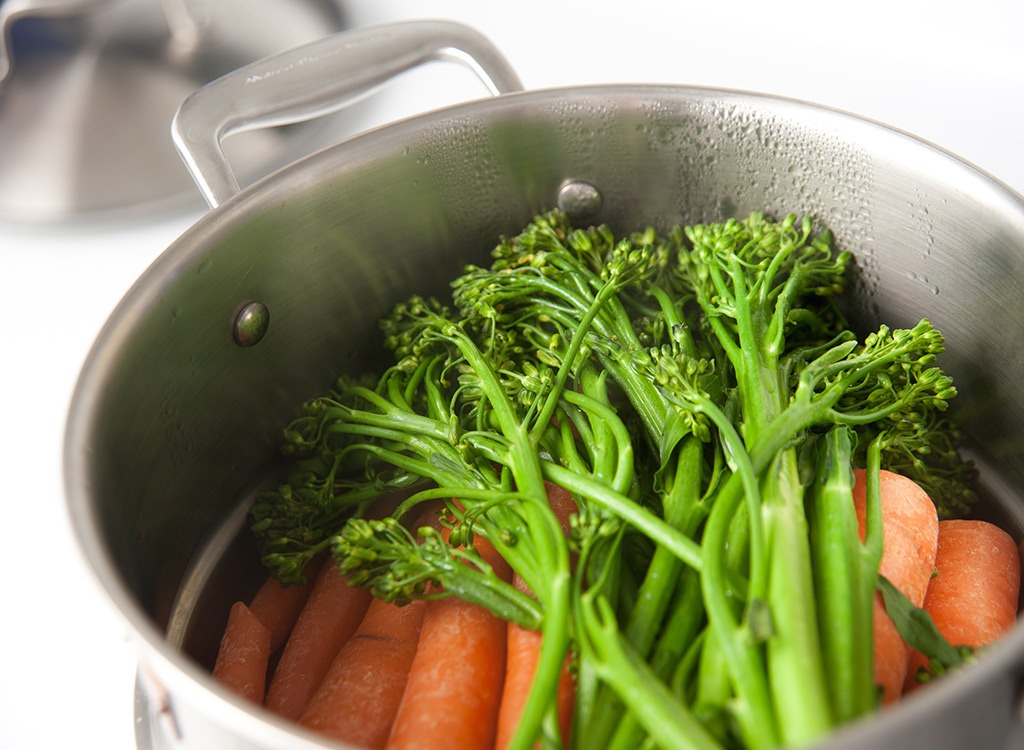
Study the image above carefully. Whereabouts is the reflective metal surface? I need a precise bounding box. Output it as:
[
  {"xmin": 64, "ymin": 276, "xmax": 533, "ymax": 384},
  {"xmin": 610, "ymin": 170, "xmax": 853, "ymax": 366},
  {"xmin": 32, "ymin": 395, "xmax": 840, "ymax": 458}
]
[
  {"xmin": 0, "ymin": 0, "xmax": 347, "ymax": 222},
  {"xmin": 172, "ymin": 19, "xmax": 523, "ymax": 208},
  {"xmin": 69, "ymin": 84, "xmax": 1024, "ymax": 750},
  {"xmin": 62, "ymin": 19, "xmax": 1024, "ymax": 750}
]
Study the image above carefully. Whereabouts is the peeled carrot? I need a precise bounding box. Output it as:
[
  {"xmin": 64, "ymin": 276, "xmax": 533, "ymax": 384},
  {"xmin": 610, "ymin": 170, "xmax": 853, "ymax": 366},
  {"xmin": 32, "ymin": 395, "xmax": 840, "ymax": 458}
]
[
  {"xmin": 248, "ymin": 555, "xmax": 324, "ymax": 653},
  {"xmin": 494, "ymin": 482, "xmax": 578, "ymax": 749},
  {"xmin": 852, "ymin": 468, "xmax": 939, "ymax": 705},
  {"xmin": 263, "ymin": 560, "xmax": 373, "ymax": 719},
  {"xmin": 904, "ymin": 519, "xmax": 1021, "ymax": 692},
  {"xmin": 543, "ymin": 482, "xmax": 579, "ymax": 537},
  {"xmin": 494, "ymin": 572, "xmax": 576, "ymax": 750},
  {"xmin": 212, "ymin": 601, "xmax": 272, "ymax": 704},
  {"xmin": 495, "ymin": 594, "xmax": 542, "ymax": 750},
  {"xmin": 296, "ymin": 503, "xmax": 440, "ymax": 747},
  {"xmin": 297, "ymin": 596, "xmax": 427, "ymax": 747},
  {"xmin": 262, "ymin": 492, "xmax": 414, "ymax": 718},
  {"xmin": 386, "ymin": 534, "xmax": 512, "ymax": 750}
]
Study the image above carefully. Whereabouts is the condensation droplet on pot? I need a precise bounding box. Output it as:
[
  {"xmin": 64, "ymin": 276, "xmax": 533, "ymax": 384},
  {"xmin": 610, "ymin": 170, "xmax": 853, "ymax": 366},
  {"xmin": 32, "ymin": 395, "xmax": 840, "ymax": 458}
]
[
  {"xmin": 557, "ymin": 181, "xmax": 602, "ymax": 222},
  {"xmin": 233, "ymin": 301, "xmax": 269, "ymax": 347}
]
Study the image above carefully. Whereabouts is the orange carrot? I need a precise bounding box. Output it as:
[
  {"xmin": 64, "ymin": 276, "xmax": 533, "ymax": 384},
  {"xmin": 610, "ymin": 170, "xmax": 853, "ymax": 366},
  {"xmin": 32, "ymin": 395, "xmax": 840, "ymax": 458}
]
[
  {"xmin": 248, "ymin": 556, "xmax": 324, "ymax": 653},
  {"xmin": 543, "ymin": 482, "xmax": 579, "ymax": 537},
  {"xmin": 297, "ymin": 596, "xmax": 427, "ymax": 747},
  {"xmin": 495, "ymin": 482, "xmax": 578, "ymax": 749},
  {"xmin": 386, "ymin": 534, "xmax": 512, "ymax": 750},
  {"xmin": 296, "ymin": 503, "xmax": 440, "ymax": 747},
  {"xmin": 852, "ymin": 468, "xmax": 939, "ymax": 705},
  {"xmin": 494, "ymin": 572, "xmax": 576, "ymax": 750},
  {"xmin": 904, "ymin": 519, "xmax": 1021, "ymax": 692},
  {"xmin": 263, "ymin": 560, "xmax": 373, "ymax": 719},
  {"xmin": 262, "ymin": 492, "xmax": 414, "ymax": 718},
  {"xmin": 212, "ymin": 601, "xmax": 272, "ymax": 704},
  {"xmin": 494, "ymin": 582, "xmax": 540, "ymax": 750}
]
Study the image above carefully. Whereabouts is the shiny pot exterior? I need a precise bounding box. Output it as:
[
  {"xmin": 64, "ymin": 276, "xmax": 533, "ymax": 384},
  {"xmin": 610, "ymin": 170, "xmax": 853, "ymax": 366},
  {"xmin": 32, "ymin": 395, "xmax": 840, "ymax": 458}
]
[{"xmin": 65, "ymin": 83, "xmax": 1024, "ymax": 749}]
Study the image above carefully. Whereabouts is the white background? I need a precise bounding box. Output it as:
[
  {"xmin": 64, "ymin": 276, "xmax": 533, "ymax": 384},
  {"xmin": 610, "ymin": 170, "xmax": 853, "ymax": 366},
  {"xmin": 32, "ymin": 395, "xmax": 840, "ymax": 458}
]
[{"xmin": 1, "ymin": 1, "xmax": 1022, "ymax": 748}]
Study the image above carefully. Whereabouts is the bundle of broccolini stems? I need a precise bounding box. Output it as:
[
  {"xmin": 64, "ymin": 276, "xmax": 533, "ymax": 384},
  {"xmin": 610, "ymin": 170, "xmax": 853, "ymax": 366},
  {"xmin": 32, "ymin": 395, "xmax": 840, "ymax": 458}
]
[{"xmin": 250, "ymin": 210, "xmax": 977, "ymax": 749}]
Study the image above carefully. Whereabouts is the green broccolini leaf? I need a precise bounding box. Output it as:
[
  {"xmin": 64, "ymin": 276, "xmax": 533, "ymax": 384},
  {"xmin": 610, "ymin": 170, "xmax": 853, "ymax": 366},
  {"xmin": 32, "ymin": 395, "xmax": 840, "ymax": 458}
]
[{"xmin": 876, "ymin": 574, "xmax": 976, "ymax": 678}]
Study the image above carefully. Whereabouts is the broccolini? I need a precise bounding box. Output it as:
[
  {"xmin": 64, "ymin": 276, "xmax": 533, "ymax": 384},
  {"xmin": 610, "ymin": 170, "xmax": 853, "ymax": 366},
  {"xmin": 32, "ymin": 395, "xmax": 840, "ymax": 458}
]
[{"xmin": 251, "ymin": 209, "xmax": 976, "ymax": 750}]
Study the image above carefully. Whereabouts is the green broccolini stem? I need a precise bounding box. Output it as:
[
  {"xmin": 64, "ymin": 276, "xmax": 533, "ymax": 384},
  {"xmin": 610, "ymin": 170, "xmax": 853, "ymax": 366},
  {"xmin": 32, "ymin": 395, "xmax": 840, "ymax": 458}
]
[
  {"xmin": 577, "ymin": 590, "xmax": 724, "ymax": 750},
  {"xmin": 581, "ymin": 436, "xmax": 705, "ymax": 749},
  {"xmin": 602, "ymin": 545, "xmax": 708, "ymax": 750},
  {"xmin": 607, "ymin": 565, "xmax": 707, "ymax": 750},
  {"xmin": 560, "ymin": 380, "xmax": 635, "ymax": 496},
  {"xmin": 439, "ymin": 322, "xmax": 573, "ymax": 750},
  {"xmin": 542, "ymin": 462, "xmax": 703, "ymax": 573},
  {"xmin": 862, "ymin": 436, "xmax": 886, "ymax": 563},
  {"xmin": 808, "ymin": 426, "xmax": 878, "ymax": 723},
  {"xmin": 762, "ymin": 451, "xmax": 834, "ymax": 745},
  {"xmin": 529, "ymin": 278, "xmax": 627, "ymax": 443},
  {"xmin": 684, "ymin": 215, "xmax": 841, "ymax": 747},
  {"xmin": 698, "ymin": 460, "xmax": 779, "ymax": 749},
  {"xmin": 692, "ymin": 626, "xmax": 735, "ymax": 744},
  {"xmin": 624, "ymin": 435, "xmax": 704, "ymax": 654}
]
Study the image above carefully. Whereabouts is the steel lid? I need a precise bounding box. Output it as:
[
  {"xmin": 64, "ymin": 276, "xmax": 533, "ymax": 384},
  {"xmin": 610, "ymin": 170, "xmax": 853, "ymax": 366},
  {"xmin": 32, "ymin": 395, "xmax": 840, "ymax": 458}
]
[{"xmin": 0, "ymin": 0, "xmax": 349, "ymax": 223}]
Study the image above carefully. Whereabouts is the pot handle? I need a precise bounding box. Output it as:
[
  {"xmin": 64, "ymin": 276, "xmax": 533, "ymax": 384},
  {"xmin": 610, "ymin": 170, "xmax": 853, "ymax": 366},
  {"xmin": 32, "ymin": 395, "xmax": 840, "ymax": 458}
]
[{"xmin": 172, "ymin": 19, "xmax": 524, "ymax": 208}]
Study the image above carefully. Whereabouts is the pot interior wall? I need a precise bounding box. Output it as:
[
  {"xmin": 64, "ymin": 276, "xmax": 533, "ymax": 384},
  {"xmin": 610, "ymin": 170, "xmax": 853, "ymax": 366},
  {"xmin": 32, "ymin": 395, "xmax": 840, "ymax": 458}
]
[{"xmin": 68, "ymin": 84, "xmax": 1024, "ymax": 737}]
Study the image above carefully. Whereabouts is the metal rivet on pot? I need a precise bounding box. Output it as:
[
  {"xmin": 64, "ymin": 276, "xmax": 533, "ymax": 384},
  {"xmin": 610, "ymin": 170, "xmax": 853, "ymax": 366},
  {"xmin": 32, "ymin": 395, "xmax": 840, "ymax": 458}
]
[
  {"xmin": 557, "ymin": 180, "xmax": 602, "ymax": 221},
  {"xmin": 233, "ymin": 301, "xmax": 269, "ymax": 347}
]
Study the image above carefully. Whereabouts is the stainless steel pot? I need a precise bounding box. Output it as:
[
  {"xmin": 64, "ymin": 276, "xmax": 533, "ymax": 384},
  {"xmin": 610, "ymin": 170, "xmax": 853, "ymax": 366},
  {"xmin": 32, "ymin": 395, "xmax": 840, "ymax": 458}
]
[{"xmin": 64, "ymin": 19, "xmax": 1024, "ymax": 750}]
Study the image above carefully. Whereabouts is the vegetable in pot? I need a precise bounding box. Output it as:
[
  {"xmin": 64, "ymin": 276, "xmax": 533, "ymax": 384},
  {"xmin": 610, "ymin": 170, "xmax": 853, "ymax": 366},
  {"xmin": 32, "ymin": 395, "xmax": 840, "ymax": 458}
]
[{"xmin": 217, "ymin": 210, "xmax": 1016, "ymax": 750}]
